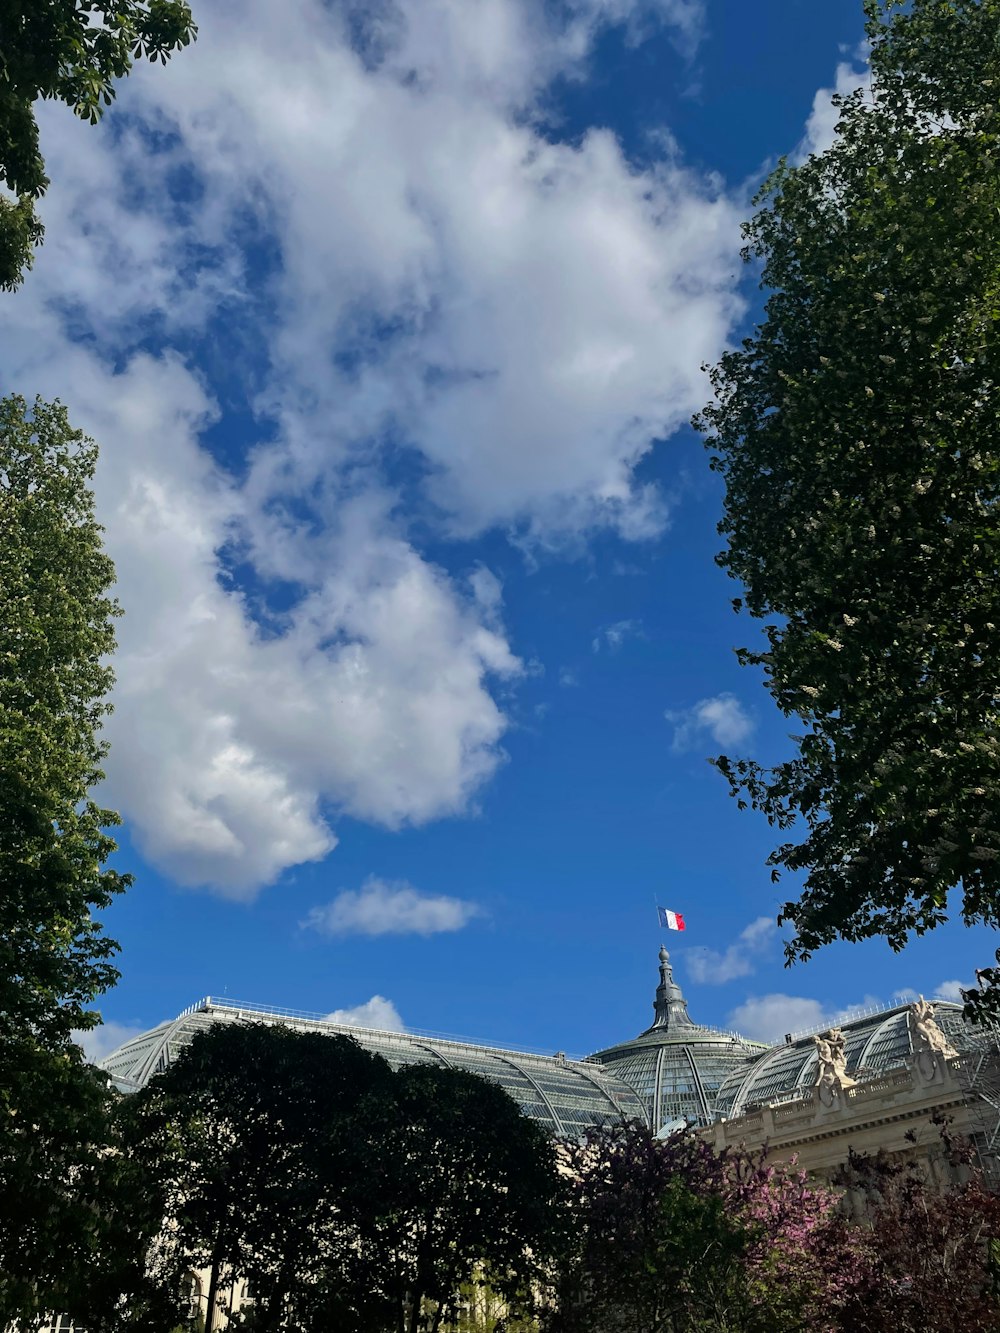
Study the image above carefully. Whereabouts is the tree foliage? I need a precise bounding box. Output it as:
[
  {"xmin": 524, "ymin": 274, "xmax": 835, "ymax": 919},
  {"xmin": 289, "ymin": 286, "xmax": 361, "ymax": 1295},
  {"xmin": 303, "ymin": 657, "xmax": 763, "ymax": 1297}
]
[
  {"xmin": 0, "ymin": 1042, "xmax": 139, "ymax": 1327},
  {"xmin": 1, "ymin": 394, "xmax": 127, "ymax": 1046},
  {"xmin": 362, "ymin": 1062, "xmax": 565, "ymax": 1333},
  {"xmin": 696, "ymin": 0, "xmax": 1000, "ymax": 1002},
  {"xmin": 0, "ymin": 0, "xmax": 196, "ymax": 288},
  {"xmin": 835, "ymin": 1129, "xmax": 1000, "ymax": 1332},
  {"xmin": 124, "ymin": 1022, "xmax": 565, "ymax": 1333},
  {"xmin": 546, "ymin": 1123, "xmax": 861, "ymax": 1333},
  {"xmin": 123, "ymin": 1021, "xmax": 396, "ymax": 1332},
  {"xmin": 0, "ymin": 395, "xmax": 138, "ymax": 1326}
]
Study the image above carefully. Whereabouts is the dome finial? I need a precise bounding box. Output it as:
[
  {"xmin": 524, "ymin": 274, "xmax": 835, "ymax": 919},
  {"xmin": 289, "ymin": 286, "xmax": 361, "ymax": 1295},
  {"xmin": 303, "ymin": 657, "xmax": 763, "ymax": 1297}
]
[{"xmin": 650, "ymin": 943, "xmax": 693, "ymax": 1031}]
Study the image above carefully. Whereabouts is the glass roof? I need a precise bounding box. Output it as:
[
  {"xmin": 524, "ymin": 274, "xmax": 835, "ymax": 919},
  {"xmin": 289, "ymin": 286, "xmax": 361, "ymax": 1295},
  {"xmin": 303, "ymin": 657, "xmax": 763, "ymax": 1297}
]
[
  {"xmin": 585, "ymin": 948, "xmax": 766, "ymax": 1130},
  {"xmin": 712, "ymin": 1000, "xmax": 993, "ymax": 1120},
  {"xmin": 100, "ymin": 999, "xmax": 647, "ymax": 1138}
]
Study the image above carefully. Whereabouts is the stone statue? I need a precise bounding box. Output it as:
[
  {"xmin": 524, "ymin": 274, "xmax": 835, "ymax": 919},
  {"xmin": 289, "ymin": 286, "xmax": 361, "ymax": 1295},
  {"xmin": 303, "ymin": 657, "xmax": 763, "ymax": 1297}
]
[
  {"xmin": 908, "ymin": 997, "xmax": 958, "ymax": 1061},
  {"xmin": 813, "ymin": 1027, "xmax": 856, "ymax": 1104}
]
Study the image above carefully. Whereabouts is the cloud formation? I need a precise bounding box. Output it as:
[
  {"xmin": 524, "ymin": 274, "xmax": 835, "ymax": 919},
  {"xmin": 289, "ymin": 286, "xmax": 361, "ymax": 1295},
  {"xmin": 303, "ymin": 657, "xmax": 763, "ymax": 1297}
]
[
  {"xmin": 303, "ymin": 876, "xmax": 484, "ymax": 938},
  {"xmin": 74, "ymin": 1021, "xmax": 146, "ymax": 1065},
  {"xmin": 326, "ymin": 995, "xmax": 406, "ymax": 1032},
  {"xmin": 1, "ymin": 0, "xmax": 744, "ymax": 894},
  {"xmin": 687, "ymin": 915, "xmax": 775, "ymax": 984},
  {"xmin": 592, "ymin": 619, "xmax": 643, "ymax": 653},
  {"xmin": 728, "ymin": 992, "xmax": 883, "ymax": 1045},
  {"xmin": 666, "ymin": 692, "xmax": 754, "ymax": 752},
  {"xmin": 934, "ymin": 980, "xmax": 969, "ymax": 1003},
  {"xmin": 798, "ymin": 48, "xmax": 870, "ymax": 160}
]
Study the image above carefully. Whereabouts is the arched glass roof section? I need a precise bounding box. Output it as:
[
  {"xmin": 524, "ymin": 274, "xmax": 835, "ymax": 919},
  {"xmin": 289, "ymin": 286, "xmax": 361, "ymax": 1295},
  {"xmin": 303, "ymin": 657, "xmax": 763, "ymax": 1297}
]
[
  {"xmin": 585, "ymin": 948, "xmax": 766, "ymax": 1130},
  {"xmin": 100, "ymin": 999, "xmax": 647, "ymax": 1138},
  {"xmin": 712, "ymin": 1000, "xmax": 990, "ymax": 1120}
]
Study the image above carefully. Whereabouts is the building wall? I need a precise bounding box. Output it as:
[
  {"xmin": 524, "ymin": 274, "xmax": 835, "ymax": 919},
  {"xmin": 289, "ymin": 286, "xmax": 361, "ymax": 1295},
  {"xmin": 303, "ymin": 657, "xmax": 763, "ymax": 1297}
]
[{"xmin": 702, "ymin": 1047, "xmax": 997, "ymax": 1186}]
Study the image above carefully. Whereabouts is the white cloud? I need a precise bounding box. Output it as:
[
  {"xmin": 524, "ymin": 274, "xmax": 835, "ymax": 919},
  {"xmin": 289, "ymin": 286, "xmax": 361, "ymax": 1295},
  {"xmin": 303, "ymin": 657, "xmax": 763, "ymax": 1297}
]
[
  {"xmin": 303, "ymin": 876, "xmax": 483, "ymax": 938},
  {"xmin": 666, "ymin": 692, "xmax": 754, "ymax": 752},
  {"xmin": 592, "ymin": 619, "xmax": 642, "ymax": 653},
  {"xmin": 687, "ymin": 916, "xmax": 775, "ymax": 984},
  {"xmin": 895, "ymin": 982, "xmax": 969, "ymax": 1005},
  {"xmin": 798, "ymin": 48, "xmax": 869, "ymax": 160},
  {"xmin": 728, "ymin": 992, "xmax": 883, "ymax": 1045},
  {"xmin": 934, "ymin": 980, "xmax": 969, "ymax": 1003},
  {"xmin": 1, "ymin": 0, "xmax": 744, "ymax": 894},
  {"xmin": 728, "ymin": 994, "xmax": 828, "ymax": 1045},
  {"xmin": 326, "ymin": 994, "xmax": 405, "ymax": 1032},
  {"xmin": 34, "ymin": 0, "xmax": 741, "ymax": 543},
  {"xmin": 74, "ymin": 1021, "xmax": 146, "ymax": 1065},
  {"xmin": 0, "ymin": 327, "xmax": 520, "ymax": 895}
]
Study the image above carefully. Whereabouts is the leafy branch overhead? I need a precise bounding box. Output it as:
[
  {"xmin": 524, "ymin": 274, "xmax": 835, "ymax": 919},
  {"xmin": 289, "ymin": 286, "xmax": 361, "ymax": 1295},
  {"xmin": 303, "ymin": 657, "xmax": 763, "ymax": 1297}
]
[
  {"xmin": 696, "ymin": 0, "xmax": 1000, "ymax": 1007},
  {"xmin": 0, "ymin": 0, "xmax": 196, "ymax": 289}
]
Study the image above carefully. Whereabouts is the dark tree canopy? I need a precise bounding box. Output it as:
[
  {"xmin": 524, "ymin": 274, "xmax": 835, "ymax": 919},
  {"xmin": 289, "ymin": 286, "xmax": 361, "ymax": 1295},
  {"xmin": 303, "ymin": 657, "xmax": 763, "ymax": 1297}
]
[
  {"xmin": 697, "ymin": 0, "xmax": 1000, "ymax": 1004},
  {"xmin": 365, "ymin": 1061, "xmax": 565, "ymax": 1333},
  {"xmin": 834, "ymin": 1129, "xmax": 1000, "ymax": 1332},
  {"xmin": 124, "ymin": 1022, "xmax": 564, "ymax": 1333},
  {"xmin": 0, "ymin": 1041, "xmax": 126, "ymax": 1327},
  {"xmin": 124, "ymin": 1021, "xmax": 397, "ymax": 1333},
  {"xmin": 0, "ymin": 0, "xmax": 196, "ymax": 288}
]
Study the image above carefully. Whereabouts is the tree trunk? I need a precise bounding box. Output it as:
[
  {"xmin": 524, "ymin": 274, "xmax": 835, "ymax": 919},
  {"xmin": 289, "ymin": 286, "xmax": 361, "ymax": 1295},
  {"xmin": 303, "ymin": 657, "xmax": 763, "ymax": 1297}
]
[{"xmin": 204, "ymin": 1231, "xmax": 224, "ymax": 1333}]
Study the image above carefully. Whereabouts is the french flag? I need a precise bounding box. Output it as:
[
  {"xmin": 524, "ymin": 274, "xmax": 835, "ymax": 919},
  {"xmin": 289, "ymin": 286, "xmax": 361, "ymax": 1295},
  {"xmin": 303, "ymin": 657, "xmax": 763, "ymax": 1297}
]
[{"xmin": 657, "ymin": 907, "xmax": 686, "ymax": 931}]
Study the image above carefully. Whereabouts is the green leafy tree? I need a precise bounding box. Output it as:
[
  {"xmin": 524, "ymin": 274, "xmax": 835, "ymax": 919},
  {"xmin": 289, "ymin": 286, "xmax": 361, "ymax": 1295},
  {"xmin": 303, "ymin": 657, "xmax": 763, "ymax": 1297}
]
[
  {"xmin": 0, "ymin": 1041, "xmax": 116, "ymax": 1324},
  {"xmin": 124, "ymin": 1021, "xmax": 398, "ymax": 1333},
  {"xmin": 362, "ymin": 1063, "xmax": 566, "ymax": 1333},
  {"xmin": 1, "ymin": 394, "xmax": 127, "ymax": 1046},
  {"xmin": 696, "ymin": 0, "xmax": 1000, "ymax": 1006},
  {"xmin": 0, "ymin": 0, "xmax": 197, "ymax": 289},
  {"xmin": 0, "ymin": 394, "xmax": 137, "ymax": 1325},
  {"xmin": 126, "ymin": 1025, "xmax": 564, "ymax": 1333}
]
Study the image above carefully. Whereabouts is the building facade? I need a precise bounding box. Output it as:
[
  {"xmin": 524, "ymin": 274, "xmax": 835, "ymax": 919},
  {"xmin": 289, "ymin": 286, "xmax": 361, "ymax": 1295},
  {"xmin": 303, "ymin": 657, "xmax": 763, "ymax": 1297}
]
[
  {"xmin": 78, "ymin": 954, "xmax": 1000, "ymax": 1333},
  {"xmin": 704, "ymin": 997, "xmax": 1000, "ymax": 1186},
  {"xmin": 101, "ymin": 948, "xmax": 999, "ymax": 1159}
]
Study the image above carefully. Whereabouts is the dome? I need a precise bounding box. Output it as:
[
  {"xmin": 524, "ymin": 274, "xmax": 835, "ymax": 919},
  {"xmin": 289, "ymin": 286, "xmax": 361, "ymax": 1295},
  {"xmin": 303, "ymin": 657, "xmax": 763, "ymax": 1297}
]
[
  {"xmin": 585, "ymin": 948, "xmax": 767, "ymax": 1130},
  {"xmin": 100, "ymin": 997, "xmax": 647, "ymax": 1139},
  {"xmin": 713, "ymin": 999, "xmax": 989, "ymax": 1121}
]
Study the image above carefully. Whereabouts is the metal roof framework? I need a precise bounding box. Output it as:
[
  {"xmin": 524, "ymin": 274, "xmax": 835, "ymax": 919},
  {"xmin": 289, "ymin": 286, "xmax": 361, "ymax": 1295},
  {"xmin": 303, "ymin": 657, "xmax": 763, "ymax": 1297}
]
[{"xmin": 101, "ymin": 998, "xmax": 648, "ymax": 1138}]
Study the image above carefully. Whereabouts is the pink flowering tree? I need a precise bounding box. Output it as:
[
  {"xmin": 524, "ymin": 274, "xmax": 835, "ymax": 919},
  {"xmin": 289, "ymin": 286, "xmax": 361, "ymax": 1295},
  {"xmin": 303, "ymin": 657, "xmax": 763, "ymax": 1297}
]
[
  {"xmin": 833, "ymin": 1126, "xmax": 1000, "ymax": 1333},
  {"xmin": 544, "ymin": 1122, "xmax": 865, "ymax": 1333}
]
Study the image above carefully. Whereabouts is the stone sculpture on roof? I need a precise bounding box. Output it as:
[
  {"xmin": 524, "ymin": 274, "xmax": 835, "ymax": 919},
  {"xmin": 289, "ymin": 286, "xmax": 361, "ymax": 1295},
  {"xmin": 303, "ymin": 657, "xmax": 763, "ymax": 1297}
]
[
  {"xmin": 908, "ymin": 996, "xmax": 959, "ymax": 1084},
  {"xmin": 813, "ymin": 1027, "xmax": 856, "ymax": 1104},
  {"xmin": 908, "ymin": 996, "xmax": 959, "ymax": 1059}
]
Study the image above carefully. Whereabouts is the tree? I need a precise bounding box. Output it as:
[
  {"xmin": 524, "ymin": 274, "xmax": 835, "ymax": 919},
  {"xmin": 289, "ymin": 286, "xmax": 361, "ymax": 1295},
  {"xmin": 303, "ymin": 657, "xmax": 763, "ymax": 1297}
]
[
  {"xmin": 361, "ymin": 1063, "xmax": 566, "ymax": 1333},
  {"xmin": 835, "ymin": 1128, "xmax": 1000, "ymax": 1332},
  {"xmin": 0, "ymin": 394, "xmax": 135, "ymax": 1325},
  {"xmin": 1, "ymin": 394, "xmax": 126, "ymax": 1045},
  {"xmin": 546, "ymin": 1123, "xmax": 863, "ymax": 1333},
  {"xmin": 696, "ymin": 0, "xmax": 1000, "ymax": 1007},
  {"xmin": 124, "ymin": 1025, "xmax": 564, "ymax": 1333},
  {"xmin": 123, "ymin": 1020, "xmax": 397, "ymax": 1333},
  {"xmin": 0, "ymin": 1041, "xmax": 134, "ymax": 1326},
  {"xmin": 0, "ymin": 0, "xmax": 196, "ymax": 289}
]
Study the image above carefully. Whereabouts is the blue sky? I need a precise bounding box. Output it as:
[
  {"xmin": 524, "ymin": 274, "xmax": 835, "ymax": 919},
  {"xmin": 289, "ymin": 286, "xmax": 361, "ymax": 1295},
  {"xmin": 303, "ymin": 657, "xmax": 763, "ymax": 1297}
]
[{"xmin": 4, "ymin": 0, "xmax": 994, "ymax": 1061}]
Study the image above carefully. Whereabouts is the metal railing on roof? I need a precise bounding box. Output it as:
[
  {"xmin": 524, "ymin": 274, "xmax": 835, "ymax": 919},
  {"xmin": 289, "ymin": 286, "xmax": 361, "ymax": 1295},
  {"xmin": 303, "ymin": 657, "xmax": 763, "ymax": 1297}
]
[
  {"xmin": 175, "ymin": 996, "xmax": 593, "ymax": 1064},
  {"xmin": 781, "ymin": 1001, "xmax": 902, "ymax": 1045}
]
